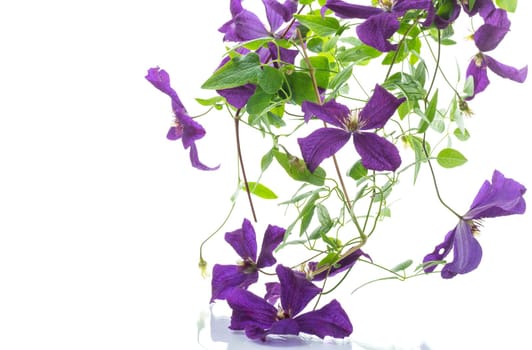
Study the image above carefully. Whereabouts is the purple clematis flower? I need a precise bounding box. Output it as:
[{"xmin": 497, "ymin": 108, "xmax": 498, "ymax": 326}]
[
  {"xmin": 219, "ymin": 0, "xmax": 298, "ymax": 42},
  {"xmin": 308, "ymin": 248, "xmax": 370, "ymax": 281},
  {"xmin": 211, "ymin": 219, "xmax": 285, "ymax": 302},
  {"xmin": 465, "ymin": 53, "xmax": 528, "ymax": 100},
  {"xmin": 324, "ymin": 0, "xmax": 433, "ymax": 52},
  {"xmin": 423, "ymin": 170, "xmax": 526, "ymax": 279},
  {"xmin": 226, "ymin": 264, "xmax": 353, "ymax": 340},
  {"xmin": 145, "ymin": 67, "xmax": 219, "ymax": 171},
  {"xmin": 298, "ymin": 84, "xmax": 405, "ymax": 172},
  {"xmin": 461, "ymin": 0, "xmax": 494, "ymax": 17}
]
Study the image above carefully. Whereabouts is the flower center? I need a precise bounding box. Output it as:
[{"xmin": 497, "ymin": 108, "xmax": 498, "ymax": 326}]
[
  {"xmin": 473, "ymin": 53, "xmax": 485, "ymax": 67},
  {"xmin": 468, "ymin": 219, "xmax": 484, "ymax": 237},
  {"xmin": 238, "ymin": 258, "xmax": 257, "ymax": 273},
  {"xmin": 379, "ymin": 0, "xmax": 394, "ymax": 11},
  {"xmin": 345, "ymin": 110, "xmax": 364, "ymax": 132},
  {"xmin": 276, "ymin": 307, "xmax": 291, "ymax": 320}
]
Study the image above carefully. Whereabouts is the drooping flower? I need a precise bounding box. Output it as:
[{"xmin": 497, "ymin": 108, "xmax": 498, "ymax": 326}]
[
  {"xmin": 461, "ymin": 0, "xmax": 494, "ymax": 17},
  {"xmin": 145, "ymin": 67, "xmax": 219, "ymax": 171},
  {"xmin": 211, "ymin": 219, "xmax": 285, "ymax": 302},
  {"xmin": 423, "ymin": 170, "xmax": 526, "ymax": 279},
  {"xmin": 324, "ymin": 0, "xmax": 434, "ymax": 52},
  {"xmin": 465, "ymin": 53, "xmax": 527, "ymax": 100},
  {"xmin": 226, "ymin": 264, "xmax": 353, "ymax": 340},
  {"xmin": 307, "ymin": 248, "xmax": 370, "ymax": 281},
  {"xmin": 298, "ymin": 84, "xmax": 405, "ymax": 172}
]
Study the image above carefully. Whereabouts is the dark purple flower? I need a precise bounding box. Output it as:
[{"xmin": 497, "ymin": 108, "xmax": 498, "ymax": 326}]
[
  {"xmin": 324, "ymin": 0, "xmax": 433, "ymax": 52},
  {"xmin": 465, "ymin": 53, "xmax": 528, "ymax": 100},
  {"xmin": 145, "ymin": 67, "xmax": 219, "ymax": 171},
  {"xmin": 298, "ymin": 84, "xmax": 405, "ymax": 172},
  {"xmin": 226, "ymin": 264, "xmax": 353, "ymax": 340},
  {"xmin": 211, "ymin": 219, "xmax": 285, "ymax": 302},
  {"xmin": 473, "ymin": 7, "xmax": 510, "ymax": 52},
  {"xmin": 308, "ymin": 249, "xmax": 370, "ymax": 281},
  {"xmin": 219, "ymin": 0, "xmax": 298, "ymax": 42},
  {"xmin": 423, "ymin": 170, "xmax": 526, "ymax": 279}
]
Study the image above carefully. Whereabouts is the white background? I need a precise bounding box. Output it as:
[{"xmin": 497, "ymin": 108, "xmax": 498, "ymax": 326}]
[{"xmin": 1, "ymin": 1, "xmax": 531, "ymax": 350}]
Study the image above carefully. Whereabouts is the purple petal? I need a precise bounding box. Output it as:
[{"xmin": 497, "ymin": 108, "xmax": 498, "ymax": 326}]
[
  {"xmin": 264, "ymin": 282, "xmax": 281, "ymax": 305},
  {"xmin": 295, "ymin": 300, "xmax": 353, "ymax": 339},
  {"xmin": 301, "ymin": 99, "xmax": 350, "ymax": 126},
  {"xmin": 297, "ymin": 128, "xmax": 351, "ymax": 173},
  {"xmin": 226, "ymin": 288, "xmax": 277, "ymax": 332},
  {"xmin": 392, "ymin": 0, "xmax": 432, "ymax": 17},
  {"xmin": 359, "ymin": 84, "xmax": 405, "ymax": 130},
  {"xmin": 441, "ymin": 220, "xmax": 483, "ymax": 278},
  {"xmin": 217, "ymin": 84, "xmax": 256, "ymax": 109},
  {"xmin": 276, "ymin": 265, "xmax": 321, "ymax": 317},
  {"xmin": 433, "ymin": 3, "xmax": 461, "ymax": 29},
  {"xmin": 225, "ymin": 218, "xmax": 258, "ymax": 261},
  {"xmin": 179, "ymin": 114, "xmax": 206, "ymax": 149},
  {"xmin": 356, "ymin": 12, "xmax": 400, "ymax": 52},
  {"xmin": 324, "ymin": 0, "xmax": 383, "ymax": 19},
  {"xmin": 465, "ymin": 56, "xmax": 490, "ymax": 99},
  {"xmin": 211, "ymin": 264, "xmax": 258, "ymax": 302},
  {"xmin": 462, "ymin": 0, "xmax": 494, "ymax": 17},
  {"xmin": 262, "ymin": 0, "xmax": 298, "ymax": 33},
  {"xmin": 423, "ymin": 229, "xmax": 455, "ymax": 273},
  {"xmin": 467, "ymin": 170, "xmax": 527, "ymax": 219},
  {"xmin": 310, "ymin": 249, "xmax": 370, "ymax": 281},
  {"xmin": 353, "ymin": 132, "xmax": 401, "ymax": 171},
  {"xmin": 268, "ymin": 318, "xmax": 300, "ymax": 337},
  {"xmin": 219, "ymin": 9, "xmax": 270, "ymax": 42},
  {"xmin": 256, "ymin": 224, "xmax": 285, "ymax": 268},
  {"xmin": 473, "ymin": 9, "xmax": 510, "ymax": 51},
  {"xmin": 485, "ymin": 54, "xmax": 528, "ymax": 83},
  {"xmin": 166, "ymin": 125, "xmax": 183, "ymax": 141},
  {"xmin": 145, "ymin": 67, "xmax": 186, "ymax": 115},
  {"xmin": 189, "ymin": 143, "xmax": 220, "ymax": 171}
]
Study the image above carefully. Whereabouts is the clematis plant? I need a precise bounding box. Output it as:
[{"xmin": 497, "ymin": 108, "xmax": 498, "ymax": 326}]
[{"xmin": 146, "ymin": 0, "xmax": 527, "ymax": 343}]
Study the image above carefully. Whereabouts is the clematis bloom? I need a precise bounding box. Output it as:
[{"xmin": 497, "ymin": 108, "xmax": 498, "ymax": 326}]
[
  {"xmin": 211, "ymin": 219, "xmax": 285, "ymax": 302},
  {"xmin": 226, "ymin": 264, "xmax": 353, "ymax": 340},
  {"xmin": 298, "ymin": 84, "xmax": 405, "ymax": 172},
  {"xmin": 324, "ymin": 0, "xmax": 433, "ymax": 52},
  {"xmin": 145, "ymin": 67, "xmax": 219, "ymax": 171},
  {"xmin": 423, "ymin": 170, "xmax": 526, "ymax": 279},
  {"xmin": 465, "ymin": 53, "xmax": 527, "ymax": 100}
]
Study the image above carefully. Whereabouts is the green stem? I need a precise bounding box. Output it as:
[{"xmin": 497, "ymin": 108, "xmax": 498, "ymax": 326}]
[{"xmin": 234, "ymin": 109, "xmax": 258, "ymax": 222}]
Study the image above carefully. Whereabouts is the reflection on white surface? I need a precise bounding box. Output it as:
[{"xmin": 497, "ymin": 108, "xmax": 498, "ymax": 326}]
[{"xmin": 197, "ymin": 305, "xmax": 432, "ymax": 350}]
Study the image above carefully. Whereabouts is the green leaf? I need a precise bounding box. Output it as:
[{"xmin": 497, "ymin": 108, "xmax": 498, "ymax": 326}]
[
  {"xmin": 306, "ymin": 56, "xmax": 330, "ymax": 89},
  {"xmin": 201, "ymin": 53, "xmax": 261, "ymax": 90},
  {"xmin": 329, "ymin": 63, "xmax": 353, "ymax": 92},
  {"xmin": 243, "ymin": 182, "xmax": 278, "ymax": 199},
  {"xmin": 299, "ymin": 193, "xmax": 319, "ymax": 236},
  {"xmin": 195, "ymin": 96, "xmax": 224, "ymax": 106},
  {"xmin": 463, "ymin": 75, "xmax": 475, "ymax": 98},
  {"xmin": 285, "ymin": 72, "xmax": 318, "ymax": 104},
  {"xmin": 316, "ymin": 204, "xmax": 332, "ymax": 227},
  {"xmin": 246, "ymin": 87, "xmax": 273, "ymax": 116},
  {"xmin": 495, "ymin": 0, "xmax": 517, "ymax": 12},
  {"xmin": 348, "ymin": 160, "xmax": 368, "ymax": 180},
  {"xmin": 293, "ymin": 15, "xmax": 340, "ymax": 36},
  {"xmin": 453, "ymin": 127, "xmax": 470, "ymax": 141},
  {"xmin": 273, "ymin": 149, "xmax": 325, "ymax": 186},
  {"xmin": 337, "ymin": 45, "xmax": 382, "ymax": 65},
  {"xmin": 391, "ymin": 259, "xmax": 413, "ymax": 272},
  {"xmin": 258, "ymin": 66, "xmax": 284, "ymax": 94},
  {"xmin": 261, "ymin": 149, "xmax": 275, "ymax": 172},
  {"xmin": 437, "ymin": 148, "xmax": 468, "ymax": 168},
  {"xmin": 316, "ymin": 252, "xmax": 340, "ymax": 268},
  {"xmin": 418, "ymin": 89, "xmax": 438, "ymax": 133}
]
